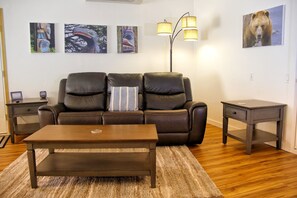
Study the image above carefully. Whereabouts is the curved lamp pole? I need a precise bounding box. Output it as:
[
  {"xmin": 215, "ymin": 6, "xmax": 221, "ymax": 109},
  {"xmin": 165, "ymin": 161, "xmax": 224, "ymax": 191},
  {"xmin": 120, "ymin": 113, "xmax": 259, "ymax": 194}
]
[
  {"xmin": 157, "ymin": 12, "xmax": 198, "ymax": 72},
  {"xmin": 169, "ymin": 12, "xmax": 190, "ymax": 72}
]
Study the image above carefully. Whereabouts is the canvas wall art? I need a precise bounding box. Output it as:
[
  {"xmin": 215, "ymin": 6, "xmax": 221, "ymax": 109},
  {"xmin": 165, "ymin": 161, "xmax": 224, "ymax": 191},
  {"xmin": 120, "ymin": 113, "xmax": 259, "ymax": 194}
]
[
  {"xmin": 117, "ymin": 26, "xmax": 138, "ymax": 53},
  {"xmin": 30, "ymin": 23, "xmax": 55, "ymax": 53},
  {"xmin": 64, "ymin": 24, "xmax": 107, "ymax": 53},
  {"xmin": 242, "ymin": 5, "xmax": 285, "ymax": 48}
]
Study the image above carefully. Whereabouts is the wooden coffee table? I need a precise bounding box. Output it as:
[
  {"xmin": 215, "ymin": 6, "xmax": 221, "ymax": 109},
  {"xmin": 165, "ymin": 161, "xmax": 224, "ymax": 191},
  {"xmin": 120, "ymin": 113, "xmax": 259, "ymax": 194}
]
[{"xmin": 23, "ymin": 124, "xmax": 158, "ymax": 188}]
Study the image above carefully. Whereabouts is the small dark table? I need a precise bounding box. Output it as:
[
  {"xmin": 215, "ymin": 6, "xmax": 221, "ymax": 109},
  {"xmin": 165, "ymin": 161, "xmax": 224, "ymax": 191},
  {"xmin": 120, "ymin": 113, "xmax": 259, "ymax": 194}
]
[
  {"xmin": 221, "ymin": 99, "xmax": 286, "ymax": 154},
  {"xmin": 6, "ymin": 98, "xmax": 48, "ymax": 143}
]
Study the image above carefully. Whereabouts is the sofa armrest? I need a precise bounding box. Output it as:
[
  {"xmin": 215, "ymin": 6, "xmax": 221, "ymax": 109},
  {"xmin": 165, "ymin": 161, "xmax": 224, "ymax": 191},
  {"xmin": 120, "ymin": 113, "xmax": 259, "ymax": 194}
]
[
  {"xmin": 38, "ymin": 103, "xmax": 66, "ymax": 127},
  {"xmin": 183, "ymin": 101, "xmax": 208, "ymax": 144}
]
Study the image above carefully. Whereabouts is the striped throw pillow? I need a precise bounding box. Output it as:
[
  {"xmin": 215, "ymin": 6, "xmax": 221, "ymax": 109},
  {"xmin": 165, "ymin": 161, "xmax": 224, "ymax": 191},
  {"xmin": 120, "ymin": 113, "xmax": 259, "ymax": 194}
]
[{"xmin": 109, "ymin": 86, "xmax": 139, "ymax": 111}]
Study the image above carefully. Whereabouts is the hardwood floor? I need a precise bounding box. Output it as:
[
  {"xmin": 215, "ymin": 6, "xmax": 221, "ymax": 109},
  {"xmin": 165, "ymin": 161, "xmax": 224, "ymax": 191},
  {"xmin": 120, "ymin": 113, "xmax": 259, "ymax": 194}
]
[
  {"xmin": 1, "ymin": 124, "xmax": 297, "ymax": 197},
  {"xmin": 0, "ymin": 135, "xmax": 26, "ymax": 171},
  {"xmin": 189, "ymin": 124, "xmax": 297, "ymax": 197}
]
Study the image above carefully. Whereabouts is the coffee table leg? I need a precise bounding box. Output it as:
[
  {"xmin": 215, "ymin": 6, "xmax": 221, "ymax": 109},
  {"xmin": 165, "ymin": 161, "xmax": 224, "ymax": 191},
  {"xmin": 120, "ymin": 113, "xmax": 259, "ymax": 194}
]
[
  {"xmin": 150, "ymin": 145, "xmax": 156, "ymax": 188},
  {"xmin": 27, "ymin": 144, "xmax": 37, "ymax": 188}
]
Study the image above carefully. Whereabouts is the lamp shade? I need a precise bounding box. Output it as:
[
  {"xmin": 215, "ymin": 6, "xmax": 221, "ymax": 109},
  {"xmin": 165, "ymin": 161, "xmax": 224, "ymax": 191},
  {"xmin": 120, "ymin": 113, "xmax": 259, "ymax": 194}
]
[
  {"xmin": 157, "ymin": 21, "xmax": 172, "ymax": 36},
  {"xmin": 184, "ymin": 29, "xmax": 198, "ymax": 41},
  {"xmin": 181, "ymin": 16, "xmax": 197, "ymax": 29}
]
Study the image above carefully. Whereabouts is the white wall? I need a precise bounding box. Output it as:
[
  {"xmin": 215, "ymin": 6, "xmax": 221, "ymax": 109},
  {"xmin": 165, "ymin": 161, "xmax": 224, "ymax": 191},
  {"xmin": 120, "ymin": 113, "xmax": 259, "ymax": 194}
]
[
  {"xmin": 0, "ymin": 0, "xmax": 196, "ymax": 104},
  {"xmin": 2, "ymin": 0, "xmax": 297, "ymax": 154},
  {"xmin": 194, "ymin": 0, "xmax": 297, "ymax": 153}
]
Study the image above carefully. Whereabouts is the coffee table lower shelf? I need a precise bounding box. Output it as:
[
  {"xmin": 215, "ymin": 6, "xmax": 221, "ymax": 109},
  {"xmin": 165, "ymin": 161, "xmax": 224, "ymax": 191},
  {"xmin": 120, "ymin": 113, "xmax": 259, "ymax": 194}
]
[{"xmin": 37, "ymin": 152, "xmax": 151, "ymax": 177}]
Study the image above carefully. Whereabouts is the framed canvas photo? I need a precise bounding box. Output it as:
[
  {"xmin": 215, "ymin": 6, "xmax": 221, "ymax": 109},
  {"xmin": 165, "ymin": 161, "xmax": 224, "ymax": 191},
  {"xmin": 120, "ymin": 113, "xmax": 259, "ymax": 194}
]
[
  {"xmin": 64, "ymin": 24, "xmax": 107, "ymax": 53},
  {"xmin": 10, "ymin": 91, "xmax": 23, "ymax": 102},
  {"xmin": 117, "ymin": 26, "xmax": 138, "ymax": 53},
  {"xmin": 30, "ymin": 23, "xmax": 55, "ymax": 53},
  {"xmin": 242, "ymin": 5, "xmax": 285, "ymax": 48}
]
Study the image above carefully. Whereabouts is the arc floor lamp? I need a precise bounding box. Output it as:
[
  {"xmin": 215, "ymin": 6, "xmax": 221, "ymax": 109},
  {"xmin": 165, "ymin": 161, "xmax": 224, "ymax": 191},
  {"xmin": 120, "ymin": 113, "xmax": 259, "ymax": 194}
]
[{"xmin": 157, "ymin": 12, "xmax": 198, "ymax": 72}]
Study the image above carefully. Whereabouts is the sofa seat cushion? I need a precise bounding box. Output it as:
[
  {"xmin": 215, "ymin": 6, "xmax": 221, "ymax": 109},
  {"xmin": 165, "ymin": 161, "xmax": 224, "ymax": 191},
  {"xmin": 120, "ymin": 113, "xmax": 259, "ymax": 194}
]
[
  {"xmin": 144, "ymin": 109, "xmax": 189, "ymax": 133},
  {"xmin": 102, "ymin": 111, "xmax": 143, "ymax": 124},
  {"xmin": 58, "ymin": 111, "xmax": 103, "ymax": 125}
]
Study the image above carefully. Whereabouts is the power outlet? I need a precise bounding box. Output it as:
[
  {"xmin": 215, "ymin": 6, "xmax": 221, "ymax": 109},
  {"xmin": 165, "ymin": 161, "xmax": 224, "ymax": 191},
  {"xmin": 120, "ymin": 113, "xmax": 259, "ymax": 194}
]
[
  {"xmin": 250, "ymin": 73, "xmax": 254, "ymax": 81},
  {"xmin": 285, "ymin": 74, "xmax": 289, "ymax": 83}
]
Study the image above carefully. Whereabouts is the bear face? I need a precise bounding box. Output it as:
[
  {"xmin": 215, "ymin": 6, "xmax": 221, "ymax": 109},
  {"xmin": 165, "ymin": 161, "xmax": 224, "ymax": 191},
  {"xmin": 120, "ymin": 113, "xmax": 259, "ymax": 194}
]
[
  {"xmin": 249, "ymin": 11, "xmax": 272, "ymax": 44},
  {"xmin": 243, "ymin": 10, "xmax": 272, "ymax": 48}
]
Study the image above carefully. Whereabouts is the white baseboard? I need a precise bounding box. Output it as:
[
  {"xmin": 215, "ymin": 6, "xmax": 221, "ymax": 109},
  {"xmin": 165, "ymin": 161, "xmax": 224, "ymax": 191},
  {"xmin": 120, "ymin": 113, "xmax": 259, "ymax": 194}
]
[
  {"xmin": 207, "ymin": 119, "xmax": 221, "ymax": 128},
  {"xmin": 207, "ymin": 118, "xmax": 240, "ymax": 130}
]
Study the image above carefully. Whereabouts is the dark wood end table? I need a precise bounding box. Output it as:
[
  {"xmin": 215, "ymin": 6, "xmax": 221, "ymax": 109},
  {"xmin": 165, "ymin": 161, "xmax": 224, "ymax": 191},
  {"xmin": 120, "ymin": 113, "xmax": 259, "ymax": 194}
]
[
  {"xmin": 221, "ymin": 99, "xmax": 286, "ymax": 154},
  {"xmin": 6, "ymin": 98, "xmax": 48, "ymax": 143}
]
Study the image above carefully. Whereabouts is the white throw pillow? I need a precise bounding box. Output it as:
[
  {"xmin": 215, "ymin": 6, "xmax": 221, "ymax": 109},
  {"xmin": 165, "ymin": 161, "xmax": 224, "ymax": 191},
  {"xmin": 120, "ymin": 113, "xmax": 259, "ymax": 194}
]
[{"xmin": 109, "ymin": 86, "xmax": 139, "ymax": 111}]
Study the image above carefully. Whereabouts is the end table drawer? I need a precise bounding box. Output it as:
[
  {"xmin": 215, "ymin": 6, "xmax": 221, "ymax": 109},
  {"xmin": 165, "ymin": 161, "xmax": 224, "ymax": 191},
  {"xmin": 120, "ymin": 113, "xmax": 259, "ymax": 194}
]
[
  {"xmin": 225, "ymin": 107, "xmax": 247, "ymax": 121},
  {"xmin": 14, "ymin": 106, "xmax": 39, "ymax": 115}
]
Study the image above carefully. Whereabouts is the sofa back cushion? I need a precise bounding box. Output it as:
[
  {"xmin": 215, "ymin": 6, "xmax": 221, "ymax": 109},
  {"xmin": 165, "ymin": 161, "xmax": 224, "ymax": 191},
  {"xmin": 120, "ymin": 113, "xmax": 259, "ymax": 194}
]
[
  {"xmin": 64, "ymin": 72, "xmax": 106, "ymax": 111},
  {"xmin": 107, "ymin": 73, "xmax": 143, "ymax": 110},
  {"xmin": 144, "ymin": 72, "xmax": 186, "ymax": 110},
  {"xmin": 183, "ymin": 77, "xmax": 193, "ymax": 102}
]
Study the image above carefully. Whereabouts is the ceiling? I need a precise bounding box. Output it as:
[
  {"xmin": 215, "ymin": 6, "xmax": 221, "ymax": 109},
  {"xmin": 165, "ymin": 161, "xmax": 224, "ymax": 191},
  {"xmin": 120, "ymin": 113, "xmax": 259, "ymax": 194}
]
[{"xmin": 85, "ymin": 0, "xmax": 143, "ymax": 4}]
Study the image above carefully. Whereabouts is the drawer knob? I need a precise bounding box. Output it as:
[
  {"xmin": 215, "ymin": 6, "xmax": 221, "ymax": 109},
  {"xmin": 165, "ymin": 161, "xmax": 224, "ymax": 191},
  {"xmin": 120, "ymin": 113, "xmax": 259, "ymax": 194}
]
[
  {"xmin": 232, "ymin": 111, "xmax": 237, "ymax": 115},
  {"xmin": 27, "ymin": 109, "xmax": 31, "ymax": 112}
]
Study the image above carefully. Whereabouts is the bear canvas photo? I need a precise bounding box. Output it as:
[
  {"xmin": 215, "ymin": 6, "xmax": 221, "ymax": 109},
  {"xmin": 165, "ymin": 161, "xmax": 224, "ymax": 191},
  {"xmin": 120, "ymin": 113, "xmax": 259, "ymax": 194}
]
[{"xmin": 242, "ymin": 5, "xmax": 285, "ymax": 48}]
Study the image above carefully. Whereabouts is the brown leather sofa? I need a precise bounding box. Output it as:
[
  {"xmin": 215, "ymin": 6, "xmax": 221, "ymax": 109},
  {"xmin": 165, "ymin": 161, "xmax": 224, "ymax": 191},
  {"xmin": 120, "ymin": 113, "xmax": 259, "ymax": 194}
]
[{"xmin": 38, "ymin": 72, "xmax": 207, "ymax": 145}]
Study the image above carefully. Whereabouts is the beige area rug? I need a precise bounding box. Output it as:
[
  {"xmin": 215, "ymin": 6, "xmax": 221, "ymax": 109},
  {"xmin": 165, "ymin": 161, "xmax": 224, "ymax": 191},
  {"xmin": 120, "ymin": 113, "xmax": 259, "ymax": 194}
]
[{"xmin": 0, "ymin": 146, "xmax": 222, "ymax": 198}]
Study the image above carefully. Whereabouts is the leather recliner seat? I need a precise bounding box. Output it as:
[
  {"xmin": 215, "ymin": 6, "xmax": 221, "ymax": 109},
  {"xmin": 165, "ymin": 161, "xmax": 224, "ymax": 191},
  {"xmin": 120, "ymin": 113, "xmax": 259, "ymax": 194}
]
[{"xmin": 38, "ymin": 72, "xmax": 207, "ymax": 145}]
